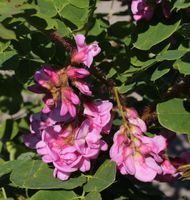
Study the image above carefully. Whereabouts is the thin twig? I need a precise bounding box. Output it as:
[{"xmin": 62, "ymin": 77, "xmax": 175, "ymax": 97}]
[{"xmin": 48, "ymin": 31, "xmax": 75, "ymax": 53}]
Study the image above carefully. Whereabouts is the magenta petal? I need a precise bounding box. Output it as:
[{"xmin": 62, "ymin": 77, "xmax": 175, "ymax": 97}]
[
  {"xmin": 124, "ymin": 155, "xmax": 136, "ymax": 175},
  {"xmin": 152, "ymin": 135, "xmax": 167, "ymax": 153},
  {"xmin": 60, "ymin": 100, "xmax": 68, "ymax": 116},
  {"xmin": 134, "ymin": 158, "xmax": 157, "ymax": 182},
  {"xmin": 68, "ymin": 104, "xmax": 76, "ymax": 118},
  {"xmin": 53, "ymin": 168, "xmax": 71, "ymax": 180},
  {"xmin": 79, "ymin": 158, "xmax": 91, "ymax": 172},
  {"xmin": 74, "ymin": 34, "xmax": 85, "ymax": 48},
  {"xmin": 75, "ymin": 81, "xmax": 92, "ymax": 96},
  {"xmin": 85, "ymin": 54, "xmax": 93, "ymax": 68},
  {"xmin": 53, "ymin": 161, "xmax": 78, "ymax": 173},
  {"xmin": 145, "ymin": 157, "xmax": 162, "ymax": 174},
  {"xmin": 42, "ymin": 155, "xmax": 53, "ymax": 163},
  {"xmin": 98, "ymin": 101, "xmax": 113, "ymax": 114},
  {"xmin": 100, "ymin": 140, "xmax": 108, "ymax": 151}
]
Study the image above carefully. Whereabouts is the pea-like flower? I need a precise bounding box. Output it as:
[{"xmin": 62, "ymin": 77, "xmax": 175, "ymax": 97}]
[{"xmin": 72, "ymin": 34, "xmax": 101, "ymax": 68}]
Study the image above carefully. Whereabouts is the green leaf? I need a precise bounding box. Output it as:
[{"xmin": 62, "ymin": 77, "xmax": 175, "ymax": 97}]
[
  {"xmin": 118, "ymin": 83, "xmax": 135, "ymax": 94},
  {"xmin": 106, "ymin": 68, "xmax": 117, "ymax": 79},
  {"xmin": 10, "ymin": 121, "xmax": 19, "ymax": 140},
  {"xmin": 0, "ymin": 0, "xmax": 25, "ymax": 16},
  {"xmin": 60, "ymin": 4, "xmax": 89, "ymax": 28},
  {"xmin": 0, "ymin": 51, "xmax": 18, "ymax": 68},
  {"xmin": 30, "ymin": 190, "xmax": 77, "ymax": 200},
  {"xmin": 85, "ymin": 192, "xmax": 102, "ymax": 200},
  {"xmin": 0, "ymin": 24, "xmax": 16, "ymax": 40},
  {"xmin": 56, "ymin": 19, "xmax": 72, "ymax": 37},
  {"xmin": 0, "ymin": 41, "xmax": 11, "ymax": 52},
  {"xmin": 157, "ymin": 98, "xmax": 190, "ymax": 135},
  {"xmin": 17, "ymin": 152, "xmax": 36, "ymax": 160},
  {"xmin": 84, "ymin": 160, "xmax": 116, "ymax": 192},
  {"xmin": 131, "ymin": 57, "xmax": 156, "ymax": 68},
  {"xmin": 156, "ymin": 50, "xmax": 189, "ymax": 61},
  {"xmin": 173, "ymin": 59, "xmax": 190, "ymax": 75},
  {"xmin": 88, "ymin": 19, "xmax": 108, "ymax": 36},
  {"xmin": 53, "ymin": 0, "xmax": 90, "ymax": 28},
  {"xmin": 151, "ymin": 64, "xmax": 170, "ymax": 81},
  {"xmin": 68, "ymin": 0, "xmax": 89, "ymax": 8},
  {"xmin": 0, "ymin": 121, "xmax": 6, "ymax": 139},
  {"xmin": 134, "ymin": 21, "xmax": 181, "ymax": 50},
  {"xmin": 10, "ymin": 160, "xmax": 86, "ymax": 189},
  {"xmin": 53, "ymin": 0, "xmax": 69, "ymax": 15},
  {"xmin": 38, "ymin": 0, "xmax": 57, "ymax": 17},
  {"xmin": 0, "ymin": 160, "xmax": 26, "ymax": 178},
  {"xmin": 173, "ymin": 0, "xmax": 190, "ymax": 11}
]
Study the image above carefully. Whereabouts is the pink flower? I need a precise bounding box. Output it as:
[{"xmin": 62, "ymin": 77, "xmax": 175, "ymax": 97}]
[
  {"xmin": 66, "ymin": 67, "xmax": 92, "ymax": 96},
  {"xmin": 109, "ymin": 127, "xmax": 131, "ymax": 170},
  {"xmin": 110, "ymin": 107, "xmax": 175, "ymax": 182},
  {"xmin": 29, "ymin": 66, "xmax": 59, "ymax": 91},
  {"xmin": 30, "ymin": 112, "xmax": 110, "ymax": 180},
  {"xmin": 24, "ymin": 112, "xmax": 57, "ymax": 149},
  {"xmin": 110, "ymin": 128, "xmax": 163, "ymax": 182},
  {"xmin": 29, "ymin": 67, "xmax": 80, "ymax": 118},
  {"xmin": 129, "ymin": 118, "xmax": 147, "ymax": 133},
  {"xmin": 126, "ymin": 107, "xmax": 138, "ymax": 118},
  {"xmin": 35, "ymin": 125, "xmax": 82, "ymax": 180},
  {"xmin": 74, "ymin": 80, "xmax": 92, "ymax": 96},
  {"xmin": 134, "ymin": 155, "xmax": 162, "ymax": 182},
  {"xmin": 72, "ymin": 34, "xmax": 101, "ymax": 68},
  {"xmin": 53, "ymin": 146, "xmax": 82, "ymax": 180},
  {"xmin": 66, "ymin": 67, "xmax": 90, "ymax": 79},
  {"xmin": 60, "ymin": 87, "xmax": 80, "ymax": 117},
  {"xmin": 138, "ymin": 135, "xmax": 166, "ymax": 155},
  {"xmin": 126, "ymin": 107, "xmax": 147, "ymax": 135},
  {"xmin": 156, "ymin": 159, "xmax": 178, "ymax": 182},
  {"xmin": 161, "ymin": 159, "xmax": 176, "ymax": 175},
  {"xmin": 131, "ymin": 0, "xmax": 154, "ymax": 21},
  {"xmin": 84, "ymin": 100, "xmax": 113, "ymax": 133},
  {"xmin": 74, "ymin": 119, "xmax": 108, "ymax": 171}
]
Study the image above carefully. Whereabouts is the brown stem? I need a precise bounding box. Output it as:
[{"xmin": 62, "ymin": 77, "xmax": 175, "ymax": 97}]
[
  {"xmin": 48, "ymin": 31, "xmax": 75, "ymax": 53},
  {"xmin": 89, "ymin": 66, "xmax": 110, "ymax": 86}
]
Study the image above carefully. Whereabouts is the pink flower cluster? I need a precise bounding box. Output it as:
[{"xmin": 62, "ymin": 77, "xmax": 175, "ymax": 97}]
[
  {"xmin": 110, "ymin": 107, "xmax": 177, "ymax": 182},
  {"xmin": 25, "ymin": 35, "xmax": 113, "ymax": 180},
  {"xmin": 131, "ymin": 0, "xmax": 154, "ymax": 21},
  {"xmin": 131, "ymin": 0, "xmax": 170, "ymax": 21},
  {"xmin": 25, "ymin": 33, "xmax": 179, "ymax": 183}
]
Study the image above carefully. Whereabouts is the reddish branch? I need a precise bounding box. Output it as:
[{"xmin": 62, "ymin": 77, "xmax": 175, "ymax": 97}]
[{"xmin": 48, "ymin": 31, "xmax": 75, "ymax": 53}]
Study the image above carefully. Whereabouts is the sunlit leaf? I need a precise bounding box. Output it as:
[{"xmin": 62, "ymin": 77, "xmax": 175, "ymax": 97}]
[
  {"xmin": 84, "ymin": 160, "xmax": 116, "ymax": 192},
  {"xmin": 30, "ymin": 190, "xmax": 77, "ymax": 200},
  {"xmin": 157, "ymin": 98, "xmax": 190, "ymax": 135},
  {"xmin": 134, "ymin": 21, "xmax": 180, "ymax": 50},
  {"xmin": 10, "ymin": 160, "xmax": 86, "ymax": 189},
  {"xmin": 85, "ymin": 192, "xmax": 102, "ymax": 200},
  {"xmin": 0, "ymin": 24, "xmax": 16, "ymax": 40}
]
